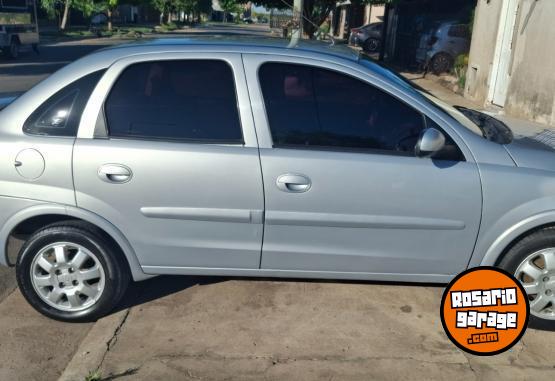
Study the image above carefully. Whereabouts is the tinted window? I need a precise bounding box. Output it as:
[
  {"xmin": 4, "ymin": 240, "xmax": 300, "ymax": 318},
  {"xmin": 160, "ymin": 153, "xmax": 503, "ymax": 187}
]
[
  {"xmin": 24, "ymin": 70, "xmax": 105, "ymax": 137},
  {"xmin": 105, "ymin": 60, "xmax": 242, "ymax": 143},
  {"xmin": 259, "ymin": 63, "xmax": 425, "ymax": 154}
]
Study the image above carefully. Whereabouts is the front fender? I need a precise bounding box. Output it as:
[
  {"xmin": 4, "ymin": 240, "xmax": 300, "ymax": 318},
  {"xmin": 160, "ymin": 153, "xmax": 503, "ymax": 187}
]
[
  {"xmin": 472, "ymin": 209, "xmax": 555, "ymax": 267},
  {"xmin": 0, "ymin": 201, "xmax": 150, "ymax": 281}
]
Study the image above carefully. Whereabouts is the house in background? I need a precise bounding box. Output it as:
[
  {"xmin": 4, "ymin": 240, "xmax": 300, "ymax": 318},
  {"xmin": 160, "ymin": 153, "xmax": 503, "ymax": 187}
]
[
  {"xmin": 330, "ymin": 3, "xmax": 384, "ymax": 40},
  {"xmin": 465, "ymin": 0, "xmax": 555, "ymax": 126}
]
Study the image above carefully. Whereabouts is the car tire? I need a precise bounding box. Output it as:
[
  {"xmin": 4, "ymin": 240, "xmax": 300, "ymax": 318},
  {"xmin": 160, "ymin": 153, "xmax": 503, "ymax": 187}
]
[
  {"xmin": 363, "ymin": 38, "xmax": 380, "ymax": 53},
  {"xmin": 4, "ymin": 38, "xmax": 19, "ymax": 59},
  {"xmin": 430, "ymin": 52, "xmax": 453, "ymax": 75},
  {"xmin": 16, "ymin": 221, "xmax": 130, "ymax": 322},
  {"xmin": 497, "ymin": 227, "xmax": 555, "ymax": 330}
]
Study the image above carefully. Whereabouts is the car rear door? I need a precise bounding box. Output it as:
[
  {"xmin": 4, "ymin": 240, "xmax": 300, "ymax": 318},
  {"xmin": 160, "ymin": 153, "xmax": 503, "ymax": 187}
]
[
  {"xmin": 243, "ymin": 54, "xmax": 482, "ymax": 279},
  {"xmin": 73, "ymin": 53, "xmax": 264, "ymax": 271}
]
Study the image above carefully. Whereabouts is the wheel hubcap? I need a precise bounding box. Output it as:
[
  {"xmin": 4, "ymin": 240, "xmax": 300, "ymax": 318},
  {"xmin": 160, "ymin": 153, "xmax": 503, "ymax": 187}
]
[
  {"xmin": 30, "ymin": 242, "xmax": 105, "ymax": 312},
  {"xmin": 515, "ymin": 248, "xmax": 555, "ymax": 320},
  {"xmin": 367, "ymin": 40, "xmax": 378, "ymax": 51}
]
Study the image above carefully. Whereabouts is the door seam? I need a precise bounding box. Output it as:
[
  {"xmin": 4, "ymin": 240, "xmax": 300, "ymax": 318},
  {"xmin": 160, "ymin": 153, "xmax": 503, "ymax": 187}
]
[{"xmin": 240, "ymin": 53, "xmax": 266, "ymax": 269}]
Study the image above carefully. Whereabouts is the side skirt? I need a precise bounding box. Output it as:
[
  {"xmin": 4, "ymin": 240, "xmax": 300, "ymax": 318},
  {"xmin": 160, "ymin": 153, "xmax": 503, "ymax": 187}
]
[{"xmin": 141, "ymin": 266, "xmax": 453, "ymax": 284}]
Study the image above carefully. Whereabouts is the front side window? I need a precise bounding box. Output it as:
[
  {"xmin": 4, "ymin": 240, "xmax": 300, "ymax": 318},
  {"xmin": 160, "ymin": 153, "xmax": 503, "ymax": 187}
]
[
  {"xmin": 24, "ymin": 70, "xmax": 105, "ymax": 137},
  {"xmin": 259, "ymin": 63, "xmax": 425, "ymax": 155},
  {"xmin": 104, "ymin": 60, "xmax": 243, "ymax": 143}
]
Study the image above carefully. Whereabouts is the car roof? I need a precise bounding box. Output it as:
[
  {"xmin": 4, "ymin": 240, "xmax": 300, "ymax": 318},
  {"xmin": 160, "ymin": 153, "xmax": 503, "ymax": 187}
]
[{"xmin": 98, "ymin": 36, "xmax": 361, "ymax": 62}]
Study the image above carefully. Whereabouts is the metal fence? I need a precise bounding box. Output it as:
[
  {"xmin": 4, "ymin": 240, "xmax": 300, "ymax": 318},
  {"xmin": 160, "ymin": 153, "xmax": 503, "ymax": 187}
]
[{"xmin": 269, "ymin": 8, "xmax": 295, "ymax": 30}]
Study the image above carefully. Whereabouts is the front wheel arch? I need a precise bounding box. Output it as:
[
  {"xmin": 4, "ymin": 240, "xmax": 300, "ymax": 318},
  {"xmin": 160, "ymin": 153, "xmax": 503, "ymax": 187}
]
[{"xmin": 494, "ymin": 223, "xmax": 555, "ymax": 267}]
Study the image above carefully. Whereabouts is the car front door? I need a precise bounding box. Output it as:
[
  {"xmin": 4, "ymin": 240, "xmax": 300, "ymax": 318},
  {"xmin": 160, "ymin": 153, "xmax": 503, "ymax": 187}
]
[
  {"xmin": 243, "ymin": 54, "xmax": 482, "ymax": 279},
  {"xmin": 73, "ymin": 53, "xmax": 264, "ymax": 271}
]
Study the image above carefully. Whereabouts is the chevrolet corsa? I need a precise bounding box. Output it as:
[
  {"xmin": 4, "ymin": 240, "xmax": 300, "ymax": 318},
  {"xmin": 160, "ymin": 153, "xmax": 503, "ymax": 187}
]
[{"xmin": 1, "ymin": 38, "xmax": 555, "ymax": 328}]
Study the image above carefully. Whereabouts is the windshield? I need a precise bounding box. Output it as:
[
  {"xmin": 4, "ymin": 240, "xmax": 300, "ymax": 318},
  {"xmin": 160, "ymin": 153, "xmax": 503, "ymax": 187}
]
[{"xmin": 358, "ymin": 55, "xmax": 489, "ymax": 139}]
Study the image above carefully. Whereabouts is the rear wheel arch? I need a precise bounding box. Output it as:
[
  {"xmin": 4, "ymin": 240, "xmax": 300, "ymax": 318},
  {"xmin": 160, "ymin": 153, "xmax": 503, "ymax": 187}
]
[{"xmin": 2, "ymin": 205, "xmax": 149, "ymax": 281}]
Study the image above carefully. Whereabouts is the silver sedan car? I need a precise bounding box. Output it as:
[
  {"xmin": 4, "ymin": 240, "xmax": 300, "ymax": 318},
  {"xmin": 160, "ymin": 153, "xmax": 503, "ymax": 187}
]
[{"xmin": 1, "ymin": 38, "xmax": 554, "ymax": 328}]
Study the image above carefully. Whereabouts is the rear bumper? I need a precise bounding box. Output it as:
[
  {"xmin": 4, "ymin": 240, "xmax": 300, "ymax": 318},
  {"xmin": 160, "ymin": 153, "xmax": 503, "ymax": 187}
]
[
  {"xmin": 349, "ymin": 35, "xmax": 361, "ymax": 46},
  {"xmin": 416, "ymin": 48, "xmax": 435, "ymax": 65}
]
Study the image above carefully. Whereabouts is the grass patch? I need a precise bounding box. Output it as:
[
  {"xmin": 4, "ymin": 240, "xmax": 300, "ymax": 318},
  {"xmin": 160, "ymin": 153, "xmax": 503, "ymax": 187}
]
[{"xmin": 84, "ymin": 370, "xmax": 102, "ymax": 381}]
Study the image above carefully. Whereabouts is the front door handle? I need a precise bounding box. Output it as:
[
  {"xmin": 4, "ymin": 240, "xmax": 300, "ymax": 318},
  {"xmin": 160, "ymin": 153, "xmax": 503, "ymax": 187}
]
[
  {"xmin": 98, "ymin": 164, "xmax": 132, "ymax": 183},
  {"xmin": 276, "ymin": 174, "xmax": 311, "ymax": 193}
]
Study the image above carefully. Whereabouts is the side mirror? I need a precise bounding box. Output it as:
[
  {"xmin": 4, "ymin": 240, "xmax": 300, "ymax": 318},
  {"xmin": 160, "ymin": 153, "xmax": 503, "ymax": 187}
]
[{"xmin": 415, "ymin": 128, "xmax": 446, "ymax": 158}]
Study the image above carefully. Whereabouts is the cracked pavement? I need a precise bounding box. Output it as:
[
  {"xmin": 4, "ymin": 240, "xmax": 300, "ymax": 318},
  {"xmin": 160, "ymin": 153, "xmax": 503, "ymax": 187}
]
[{"xmin": 65, "ymin": 278, "xmax": 555, "ymax": 380}]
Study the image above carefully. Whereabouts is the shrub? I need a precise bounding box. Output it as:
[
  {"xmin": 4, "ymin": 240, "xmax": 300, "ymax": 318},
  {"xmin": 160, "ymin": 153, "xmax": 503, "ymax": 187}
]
[{"xmin": 454, "ymin": 54, "xmax": 469, "ymax": 89}]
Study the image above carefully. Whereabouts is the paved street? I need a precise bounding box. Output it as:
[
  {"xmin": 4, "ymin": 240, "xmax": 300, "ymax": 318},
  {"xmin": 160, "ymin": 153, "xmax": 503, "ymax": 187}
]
[
  {"xmin": 1, "ymin": 24, "xmax": 555, "ymax": 381},
  {"xmin": 0, "ymin": 23, "xmax": 272, "ymax": 96}
]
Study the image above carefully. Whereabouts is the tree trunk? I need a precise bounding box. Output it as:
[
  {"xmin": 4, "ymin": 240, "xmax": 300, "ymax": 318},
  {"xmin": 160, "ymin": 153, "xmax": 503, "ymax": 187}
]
[
  {"xmin": 167, "ymin": 11, "xmax": 171, "ymax": 24},
  {"xmin": 60, "ymin": 0, "xmax": 70, "ymax": 31},
  {"xmin": 107, "ymin": 8, "xmax": 113, "ymax": 31}
]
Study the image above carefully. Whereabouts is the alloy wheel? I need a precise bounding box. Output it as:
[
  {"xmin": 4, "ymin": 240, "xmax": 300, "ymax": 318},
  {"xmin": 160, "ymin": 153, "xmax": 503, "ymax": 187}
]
[
  {"xmin": 30, "ymin": 242, "xmax": 105, "ymax": 312},
  {"xmin": 515, "ymin": 248, "xmax": 555, "ymax": 320}
]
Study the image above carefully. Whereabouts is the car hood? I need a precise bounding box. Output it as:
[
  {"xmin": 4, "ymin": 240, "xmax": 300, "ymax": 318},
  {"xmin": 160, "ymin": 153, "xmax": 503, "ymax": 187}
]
[{"xmin": 504, "ymin": 130, "xmax": 555, "ymax": 172}]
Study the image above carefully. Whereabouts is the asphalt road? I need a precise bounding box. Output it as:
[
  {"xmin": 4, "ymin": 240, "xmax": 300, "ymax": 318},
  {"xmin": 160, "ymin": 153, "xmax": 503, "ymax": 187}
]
[
  {"xmin": 0, "ymin": 42, "xmax": 110, "ymax": 96},
  {"xmin": 0, "ymin": 23, "xmax": 273, "ymax": 96}
]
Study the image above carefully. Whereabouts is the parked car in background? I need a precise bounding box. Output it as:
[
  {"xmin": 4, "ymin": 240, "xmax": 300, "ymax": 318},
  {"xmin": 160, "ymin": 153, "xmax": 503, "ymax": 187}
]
[
  {"xmin": 349, "ymin": 22, "xmax": 383, "ymax": 53},
  {"xmin": 3, "ymin": 38, "xmax": 555, "ymax": 330},
  {"xmin": 0, "ymin": 0, "xmax": 39, "ymax": 59},
  {"xmin": 90, "ymin": 13, "xmax": 108, "ymax": 37},
  {"xmin": 416, "ymin": 21, "xmax": 470, "ymax": 74}
]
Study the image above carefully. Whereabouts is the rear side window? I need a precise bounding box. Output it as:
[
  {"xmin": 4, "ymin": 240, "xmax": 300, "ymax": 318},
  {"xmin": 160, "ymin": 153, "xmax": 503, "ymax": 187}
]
[
  {"xmin": 24, "ymin": 70, "xmax": 105, "ymax": 137},
  {"xmin": 259, "ymin": 63, "xmax": 425, "ymax": 155},
  {"xmin": 104, "ymin": 60, "xmax": 243, "ymax": 143}
]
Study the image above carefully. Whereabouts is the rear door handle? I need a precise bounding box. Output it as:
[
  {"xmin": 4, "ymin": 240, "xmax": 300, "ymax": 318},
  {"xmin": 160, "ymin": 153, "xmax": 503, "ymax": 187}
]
[
  {"xmin": 98, "ymin": 164, "xmax": 132, "ymax": 183},
  {"xmin": 276, "ymin": 174, "xmax": 311, "ymax": 193}
]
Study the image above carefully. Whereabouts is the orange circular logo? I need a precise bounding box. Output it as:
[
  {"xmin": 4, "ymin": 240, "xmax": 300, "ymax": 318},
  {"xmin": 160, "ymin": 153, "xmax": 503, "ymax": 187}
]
[{"xmin": 441, "ymin": 267, "xmax": 529, "ymax": 356}]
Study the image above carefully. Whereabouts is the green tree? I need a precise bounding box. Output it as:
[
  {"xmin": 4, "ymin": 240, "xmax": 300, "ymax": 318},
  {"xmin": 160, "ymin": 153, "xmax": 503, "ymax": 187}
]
[
  {"xmin": 247, "ymin": 0, "xmax": 396, "ymax": 38},
  {"xmin": 151, "ymin": 0, "xmax": 173, "ymax": 23},
  {"xmin": 220, "ymin": 0, "xmax": 239, "ymax": 22},
  {"xmin": 40, "ymin": 0, "xmax": 96, "ymax": 30},
  {"xmin": 103, "ymin": 0, "xmax": 118, "ymax": 31}
]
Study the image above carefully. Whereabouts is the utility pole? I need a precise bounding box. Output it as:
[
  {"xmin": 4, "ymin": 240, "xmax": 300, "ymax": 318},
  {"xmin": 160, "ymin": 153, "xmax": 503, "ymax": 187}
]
[{"xmin": 290, "ymin": 0, "xmax": 303, "ymax": 43}]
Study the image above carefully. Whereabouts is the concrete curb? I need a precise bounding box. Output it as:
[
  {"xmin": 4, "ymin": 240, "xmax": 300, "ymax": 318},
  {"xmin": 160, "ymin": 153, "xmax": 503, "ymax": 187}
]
[{"xmin": 58, "ymin": 309, "xmax": 130, "ymax": 381}]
